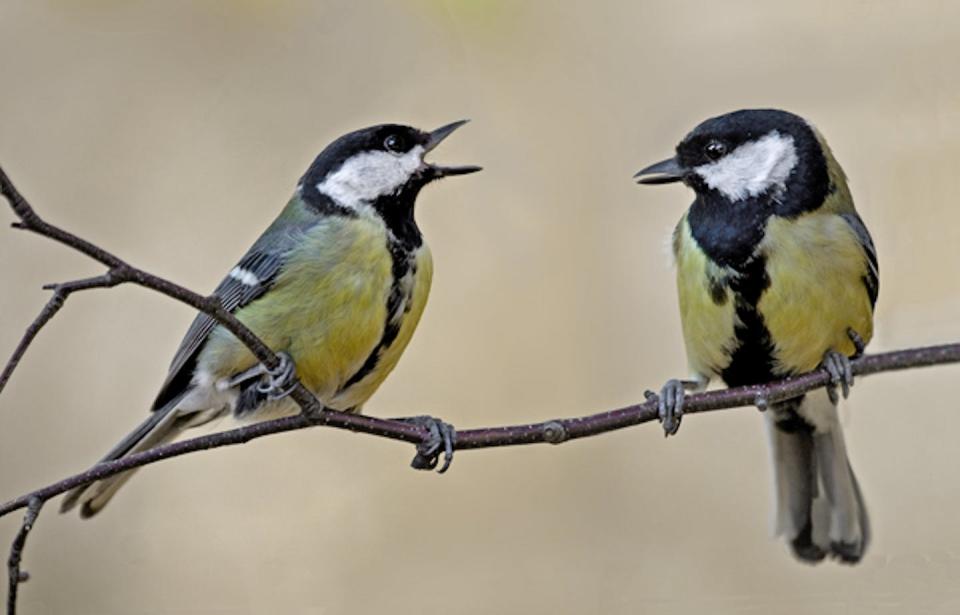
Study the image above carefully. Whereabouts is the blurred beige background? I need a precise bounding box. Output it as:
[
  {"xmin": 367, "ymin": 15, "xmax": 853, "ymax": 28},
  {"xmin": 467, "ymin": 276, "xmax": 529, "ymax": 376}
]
[{"xmin": 2, "ymin": 1, "xmax": 960, "ymax": 613}]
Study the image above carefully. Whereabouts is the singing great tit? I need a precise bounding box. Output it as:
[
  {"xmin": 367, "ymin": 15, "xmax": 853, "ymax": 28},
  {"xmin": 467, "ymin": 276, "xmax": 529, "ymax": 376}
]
[
  {"xmin": 61, "ymin": 121, "xmax": 481, "ymax": 517},
  {"xmin": 635, "ymin": 109, "xmax": 877, "ymax": 564}
]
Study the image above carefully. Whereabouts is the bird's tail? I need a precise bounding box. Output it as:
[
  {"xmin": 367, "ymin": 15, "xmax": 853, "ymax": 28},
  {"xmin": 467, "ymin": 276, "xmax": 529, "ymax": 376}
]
[
  {"xmin": 764, "ymin": 389, "xmax": 870, "ymax": 564},
  {"xmin": 60, "ymin": 401, "xmax": 191, "ymax": 518}
]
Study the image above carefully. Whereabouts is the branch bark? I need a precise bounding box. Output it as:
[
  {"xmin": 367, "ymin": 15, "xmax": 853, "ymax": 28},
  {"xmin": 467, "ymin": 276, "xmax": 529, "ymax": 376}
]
[
  {"xmin": 6, "ymin": 498, "xmax": 41, "ymax": 615},
  {"xmin": 3, "ymin": 165, "xmax": 960, "ymax": 613}
]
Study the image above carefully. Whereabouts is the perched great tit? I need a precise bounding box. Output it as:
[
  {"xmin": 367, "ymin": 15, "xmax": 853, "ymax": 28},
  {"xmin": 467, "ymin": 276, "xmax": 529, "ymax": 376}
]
[
  {"xmin": 61, "ymin": 121, "xmax": 481, "ymax": 517},
  {"xmin": 635, "ymin": 109, "xmax": 877, "ymax": 564}
]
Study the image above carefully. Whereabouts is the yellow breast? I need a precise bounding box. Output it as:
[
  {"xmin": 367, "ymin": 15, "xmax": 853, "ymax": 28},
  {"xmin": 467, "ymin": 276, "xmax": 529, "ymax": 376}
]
[
  {"xmin": 674, "ymin": 216, "xmax": 739, "ymax": 378},
  {"xmin": 759, "ymin": 212, "xmax": 874, "ymax": 374},
  {"xmin": 329, "ymin": 245, "xmax": 433, "ymax": 411},
  {"xmin": 200, "ymin": 215, "xmax": 404, "ymax": 406}
]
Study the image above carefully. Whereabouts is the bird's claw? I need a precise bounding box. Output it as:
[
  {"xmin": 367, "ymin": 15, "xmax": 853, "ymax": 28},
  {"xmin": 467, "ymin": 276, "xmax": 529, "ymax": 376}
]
[
  {"xmin": 255, "ymin": 352, "xmax": 297, "ymax": 400},
  {"xmin": 399, "ymin": 416, "xmax": 456, "ymax": 474},
  {"xmin": 226, "ymin": 352, "xmax": 297, "ymax": 400},
  {"xmin": 821, "ymin": 349, "xmax": 853, "ymax": 404},
  {"xmin": 847, "ymin": 327, "xmax": 866, "ymax": 358},
  {"xmin": 658, "ymin": 379, "xmax": 686, "ymax": 437}
]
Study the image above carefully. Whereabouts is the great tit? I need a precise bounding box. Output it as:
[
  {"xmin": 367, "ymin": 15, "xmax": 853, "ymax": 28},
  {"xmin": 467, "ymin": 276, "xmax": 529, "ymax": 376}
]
[
  {"xmin": 635, "ymin": 109, "xmax": 877, "ymax": 564},
  {"xmin": 61, "ymin": 121, "xmax": 481, "ymax": 517}
]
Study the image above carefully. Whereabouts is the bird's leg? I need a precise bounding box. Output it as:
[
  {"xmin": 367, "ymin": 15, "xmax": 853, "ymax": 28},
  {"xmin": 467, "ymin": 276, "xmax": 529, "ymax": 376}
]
[
  {"xmin": 820, "ymin": 349, "xmax": 853, "ymax": 404},
  {"xmin": 391, "ymin": 415, "xmax": 457, "ymax": 473},
  {"xmin": 645, "ymin": 379, "xmax": 703, "ymax": 437}
]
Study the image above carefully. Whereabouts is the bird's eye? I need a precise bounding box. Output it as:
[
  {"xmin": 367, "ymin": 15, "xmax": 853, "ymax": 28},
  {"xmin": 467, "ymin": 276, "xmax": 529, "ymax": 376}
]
[
  {"xmin": 384, "ymin": 134, "xmax": 406, "ymax": 153},
  {"xmin": 704, "ymin": 140, "xmax": 727, "ymax": 161}
]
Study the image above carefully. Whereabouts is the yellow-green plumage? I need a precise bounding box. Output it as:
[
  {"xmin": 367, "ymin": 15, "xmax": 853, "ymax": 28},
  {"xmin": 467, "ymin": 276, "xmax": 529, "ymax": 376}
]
[
  {"xmin": 674, "ymin": 216, "xmax": 738, "ymax": 378},
  {"xmin": 759, "ymin": 213, "xmax": 872, "ymax": 373},
  {"xmin": 200, "ymin": 212, "xmax": 433, "ymax": 413},
  {"xmin": 338, "ymin": 249, "xmax": 432, "ymax": 410}
]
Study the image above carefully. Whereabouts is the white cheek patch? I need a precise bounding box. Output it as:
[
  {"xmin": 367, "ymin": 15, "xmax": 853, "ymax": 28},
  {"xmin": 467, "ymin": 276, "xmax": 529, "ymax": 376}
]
[
  {"xmin": 316, "ymin": 145, "xmax": 424, "ymax": 209},
  {"xmin": 694, "ymin": 131, "xmax": 798, "ymax": 202}
]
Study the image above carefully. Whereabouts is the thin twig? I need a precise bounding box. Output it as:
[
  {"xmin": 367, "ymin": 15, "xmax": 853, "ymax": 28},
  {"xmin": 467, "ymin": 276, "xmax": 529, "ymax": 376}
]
[
  {"xmin": 0, "ymin": 273, "xmax": 122, "ymax": 395},
  {"xmin": 6, "ymin": 498, "xmax": 42, "ymax": 615}
]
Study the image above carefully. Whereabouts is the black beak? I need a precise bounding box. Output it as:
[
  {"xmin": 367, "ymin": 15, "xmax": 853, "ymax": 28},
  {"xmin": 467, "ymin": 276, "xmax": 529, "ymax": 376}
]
[
  {"xmin": 423, "ymin": 120, "xmax": 482, "ymax": 178},
  {"xmin": 633, "ymin": 156, "xmax": 684, "ymax": 185}
]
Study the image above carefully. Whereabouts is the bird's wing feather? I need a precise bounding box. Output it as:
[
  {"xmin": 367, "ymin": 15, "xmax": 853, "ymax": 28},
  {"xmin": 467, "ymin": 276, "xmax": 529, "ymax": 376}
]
[
  {"xmin": 840, "ymin": 212, "xmax": 879, "ymax": 308},
  {"xmin": 150, "ymin": 249, "xmax": 288, "ymax": 410},
  {"xmin": 150, "ymin": 194, "xmax": 323, "ymax": 411}
]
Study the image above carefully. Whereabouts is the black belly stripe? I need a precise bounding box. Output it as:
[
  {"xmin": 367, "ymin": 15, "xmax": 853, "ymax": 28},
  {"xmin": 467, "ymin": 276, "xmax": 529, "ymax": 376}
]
[
  {"xmin": 340, "ymin": 241, "xmax": 414, "ymax": 390},
  {"xmin": 719, "ymin": 255, "xmax": 780, "ymax": 387}
]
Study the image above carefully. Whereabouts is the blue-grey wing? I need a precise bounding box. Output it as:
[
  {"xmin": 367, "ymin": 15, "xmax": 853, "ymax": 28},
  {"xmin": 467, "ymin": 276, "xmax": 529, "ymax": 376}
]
[{"xmin": 150, "ymin": 250, "xmax": 286, "ymax": 410}]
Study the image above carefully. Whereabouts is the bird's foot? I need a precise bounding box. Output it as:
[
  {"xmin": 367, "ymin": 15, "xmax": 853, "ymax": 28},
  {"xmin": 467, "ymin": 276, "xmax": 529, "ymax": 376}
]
[
  {"xmin": 227, "ymin": 352, "xmax": 297, "ymax": 400},
  {"xmin": 256, "ymin": 352, "xmax": 297, "ymax": 400},
  {"xmin": 395, "ymin": 415, "xmax": 456, "ymax": 473},
  {"xmin": 820, "ymin": 349, "xmax": 853, "ymax": 404},
  {"xmin": 645, "ymin": 379, "xmax": 688, "ymax": 437}
]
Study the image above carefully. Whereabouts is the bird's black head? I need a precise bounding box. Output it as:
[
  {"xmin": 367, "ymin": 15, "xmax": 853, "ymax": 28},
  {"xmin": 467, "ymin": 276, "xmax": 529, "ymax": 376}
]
[
  {"xmin": 300, "ymin": 121, "xmax": 481, "ymax": 215},
  {"xmin": 635, "ymin": 109, "xmax": 830, "ymax": 216}
]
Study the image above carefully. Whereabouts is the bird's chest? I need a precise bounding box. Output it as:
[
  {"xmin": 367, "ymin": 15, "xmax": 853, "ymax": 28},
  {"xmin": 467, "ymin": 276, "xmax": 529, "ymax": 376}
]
[
  {"xmin": 261, "ymin": 220, "xmax": 397, "ymax": 393},
  {"xmin": 678, "ymin": 207, "xmax": 788, "ymax": 385},
  {"xmin": 673, "ymin": 217, "xmax": 743, "ymax": 379},
  {"xmin": 676, "ymin": 211, "xmax": 871, "ymax": 385},
  {"xmin": 756, "ymin": 214, "xmax": 873, "ymax": 374},
  {"xmin": 330, "ymin": 243, "xmax": 433, "ymax": 409}
]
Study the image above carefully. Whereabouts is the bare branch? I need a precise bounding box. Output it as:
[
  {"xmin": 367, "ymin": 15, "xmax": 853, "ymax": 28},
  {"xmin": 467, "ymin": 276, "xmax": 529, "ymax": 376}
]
[
  {"xmin": 1, "ymin": 341, "xmax": 958, "ymax": 522},
  {"xmin": 6, "ymin": 498, "xmax": 42, "ymax": 615},
  {"xmin": 0, "ymin": 273, "xmax": 121, "ymax": 395},
  {"xmin": 1, "ymin": 169, "xmax": 123, "ymax": 270}
]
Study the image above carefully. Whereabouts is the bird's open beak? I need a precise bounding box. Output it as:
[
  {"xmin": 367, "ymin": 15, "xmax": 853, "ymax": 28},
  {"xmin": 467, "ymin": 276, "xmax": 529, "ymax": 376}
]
[
  {"xmin": 634, "ymin": 156, "xmax": 684, "ymax": 185},
  {"xmin": 423, "ymin": 120, "xmax": 483, "ymax": 178}
]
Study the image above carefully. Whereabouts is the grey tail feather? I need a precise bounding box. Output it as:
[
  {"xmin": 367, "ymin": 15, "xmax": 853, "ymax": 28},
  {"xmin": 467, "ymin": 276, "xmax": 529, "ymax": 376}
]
[
  {"xmin": 848, "ymin": 459, "xmax": 871, "ymax": 553},
  {"xmin": 60, "ymin": 401, "xmax": 187, "ymax": 518},
  {"xmin": 765, "ymin": 392, "xmax": 869, "ymax": 564}
]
